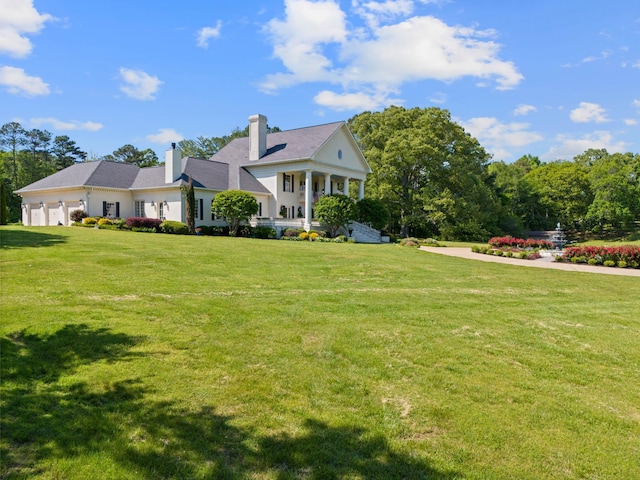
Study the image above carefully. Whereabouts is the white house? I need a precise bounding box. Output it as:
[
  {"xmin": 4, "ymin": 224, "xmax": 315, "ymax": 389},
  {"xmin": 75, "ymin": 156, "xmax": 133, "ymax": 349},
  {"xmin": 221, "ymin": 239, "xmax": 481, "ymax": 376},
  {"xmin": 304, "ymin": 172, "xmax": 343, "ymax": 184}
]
[{"xmin": 16, "ymin": 115, "xmax": 378, "ymax": 239}]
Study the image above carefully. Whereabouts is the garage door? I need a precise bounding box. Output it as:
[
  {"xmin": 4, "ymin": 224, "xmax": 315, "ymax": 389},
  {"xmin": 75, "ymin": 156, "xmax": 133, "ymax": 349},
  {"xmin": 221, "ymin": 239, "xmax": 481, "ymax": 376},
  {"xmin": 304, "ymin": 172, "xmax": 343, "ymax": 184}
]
[
  {"xmin": 47, "ymin": 204, "xmax": 61, "ymax": 226},
  {"xmin": 65, "ymin": 202, "xmax": 81, "ymax": 225},
  {"xmin": 29, "ymin": 204, "xmax": 41, "ymax": 226}
]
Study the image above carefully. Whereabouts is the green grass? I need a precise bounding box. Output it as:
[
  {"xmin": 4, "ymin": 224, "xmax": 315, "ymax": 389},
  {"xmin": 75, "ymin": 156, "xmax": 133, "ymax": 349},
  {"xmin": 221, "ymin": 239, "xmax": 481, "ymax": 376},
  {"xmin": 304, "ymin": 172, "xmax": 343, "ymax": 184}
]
[{"xmin": 2, "ymin": 226, "xmax": 640, "ymax": 479}]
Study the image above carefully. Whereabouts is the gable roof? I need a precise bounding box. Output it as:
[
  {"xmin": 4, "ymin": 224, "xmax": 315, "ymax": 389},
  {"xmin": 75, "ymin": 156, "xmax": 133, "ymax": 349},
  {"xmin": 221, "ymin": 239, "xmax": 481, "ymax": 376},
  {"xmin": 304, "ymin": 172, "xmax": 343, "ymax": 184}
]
[{"xmin": 212, "ymin": 122, "xmax": 346, "ymax": 166}]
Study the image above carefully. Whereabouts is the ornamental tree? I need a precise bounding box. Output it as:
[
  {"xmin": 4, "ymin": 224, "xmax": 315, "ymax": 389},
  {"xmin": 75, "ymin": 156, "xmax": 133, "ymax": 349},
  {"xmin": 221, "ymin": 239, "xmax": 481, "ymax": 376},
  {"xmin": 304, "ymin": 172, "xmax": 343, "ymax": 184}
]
[
  {"xmin": 211, "ymin": 190, "xmax": 258, "ymax": 236},
  {"xmin": 314, "ymin": 194, "xmax": 357, "ymax": 238}
]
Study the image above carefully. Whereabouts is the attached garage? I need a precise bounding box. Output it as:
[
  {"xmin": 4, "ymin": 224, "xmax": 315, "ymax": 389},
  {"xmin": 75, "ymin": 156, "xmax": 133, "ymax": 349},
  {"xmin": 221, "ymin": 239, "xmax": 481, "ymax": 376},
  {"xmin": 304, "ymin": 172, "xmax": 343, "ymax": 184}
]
[
  {"xmin": 29, "ymin": 204, "xmax": 42, "ymax": 226},
  {"xmin": 65, "ymin": 202, "xmax": 81, "ymax": 225},
  {"xmin": 47, "ymin": 203, "xmax": 61, "ymax": 226}
]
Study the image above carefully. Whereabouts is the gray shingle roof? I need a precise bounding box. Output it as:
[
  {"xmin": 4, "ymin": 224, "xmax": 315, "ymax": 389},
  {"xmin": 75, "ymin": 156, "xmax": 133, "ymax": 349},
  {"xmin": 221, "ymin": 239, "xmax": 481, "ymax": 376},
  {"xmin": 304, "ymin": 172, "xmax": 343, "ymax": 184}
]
[
  {"xmin": 212, "ymin": 121, "xmax": 345, "ymax": 166},
  {"xmin": 16, "ymin": 157, "xmax": 270, "ymax": 195},
  {"xmin": 16, "ymin": 121, "xmax": 348, "ymax": 195},
  {"xmin": 15, "ymin": 160, "xmax": 140, "ymax": 193}
]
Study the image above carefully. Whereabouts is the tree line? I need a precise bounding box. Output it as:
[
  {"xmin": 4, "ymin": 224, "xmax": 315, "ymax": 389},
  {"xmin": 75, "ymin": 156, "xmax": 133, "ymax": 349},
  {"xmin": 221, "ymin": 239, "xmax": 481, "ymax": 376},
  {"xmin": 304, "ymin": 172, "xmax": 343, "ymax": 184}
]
[
  {"xmin": 348, "ymin": 106, "xmax": 639, "ymax": 240},
  {"xmin": 2, "ymin": 110, "xmax": 639, "ymax": 240}
]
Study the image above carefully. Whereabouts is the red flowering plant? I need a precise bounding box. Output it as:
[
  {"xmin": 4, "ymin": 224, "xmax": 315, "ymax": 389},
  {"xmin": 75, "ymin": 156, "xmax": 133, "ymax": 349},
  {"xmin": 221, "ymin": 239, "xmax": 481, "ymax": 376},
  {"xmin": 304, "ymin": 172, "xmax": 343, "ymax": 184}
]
[
  {"xmin": 562, "ymin": 245, "xmax": 640, "ymax": 268},
  {"xmin": 488, "ymin": 236, "xmax": 553, "ymax": 250}
]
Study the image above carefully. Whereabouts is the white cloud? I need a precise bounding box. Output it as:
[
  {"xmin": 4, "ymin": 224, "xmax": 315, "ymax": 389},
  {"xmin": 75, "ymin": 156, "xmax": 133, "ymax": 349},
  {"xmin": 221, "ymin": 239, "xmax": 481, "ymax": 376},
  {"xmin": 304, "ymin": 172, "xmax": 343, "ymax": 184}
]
[
  {"xmin": 197, "ymin": 21, "xmax": 222, "ymax": 48},
  {"xmin": 0, "ymin": 66, "xmax": 49, "ymax": 96},
  {"xmin": 513, "ymin": 104, "xmax": 536, "ymax": 116},
  {"xmin": 352, "ymin": 0, "xmax": 414, "ymax": 29},
  {"xmin": 429, "ymin": 92, "xmax": 447, "ymax": 104},
  {"xmin": 542, "ymin": 131, "xmax": 629, "ymax": 162},
  {"xmin": 260, "ymin": 1, "xmax": 522, "ymax": 110},
  {"xmin": 314, "ymin": 89, "xmax": 398, "ymax": 111},
  {"xmin": 569, "ymin": 102, "xmax": 609, "ymax": 123},
  {"xmin": 30, "ymin": 117, "xmax": 103, "ymax": 131},
  {"xmin": 582, "ymin": 50, "xmax": 611, "ymax": 63},
  {"xmin": 633, "ymin": 99, "xmax": 640, "ymax": 110},
  {"xmin": 119, "ymin": 68, "xmax": 163, "ymax": 100},
  {"xmin": 0, "ymin": 0, "xmax": 54, "ymax": 57},
  {"xmin": 624, "ymin": 118, "xmax": 638, "ymax": 126},
  {"xmin": 460, "ymin": 117, "xmax": 543, "ymax": 160},
  {"xmin": 146, "ymin": 128, "xmax": 184, "ymax": 144}
]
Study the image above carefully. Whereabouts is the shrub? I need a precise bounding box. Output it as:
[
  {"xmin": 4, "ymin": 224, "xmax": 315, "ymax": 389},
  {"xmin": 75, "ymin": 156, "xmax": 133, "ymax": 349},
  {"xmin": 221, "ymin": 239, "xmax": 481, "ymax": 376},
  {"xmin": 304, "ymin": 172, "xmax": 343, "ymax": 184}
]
[
  {"xmin": 283, "ymin": 228, "xmax": 298, "ymax": 237},
  {"xmin": 518, "ymin": 251, "xmax": 528, "ymax": 259},
  {"xmin": 309, "ymin": 232, "xmax": 319, "ymax": 241},
  {"xmin": 604, "ymin": 260, "xmax": 616, "ymax": 267},
  {"xmin": 400, "ymin": 237, "xmax": 420, "ymax": 247},
  {"xmin": 83, "ymin": 217, "xmax": 97, "ymax": 225},
  {"xmin": 98, "ymin": 218, "xmax": 112, "ymax": 226},
  {"xmin": 299, "ymin": 232, "xmax": 310, "ymax": 240},
  {"xmin": 131, "ymin": 227, "xmax": 156, "ymax": 233},
  {"xmin": 505, "ymin": 250, "xmax": 514, "ymax": 258},
  {"xmin": 126, "ymin": 217, "xmax": 162, "ymax": 231},
  {"xmin": 160, "ymin": 220, "xmax": 188, "ymax": 235},
  {"xmin": 419, "ymin": 238, "xmax": 441, "ymax": 247},
  {"xmin": 70, "ymin": 209, "xmax": 88, "ymax": 222},
  {"xmin": 588, "ymin": 258, "xmax": 597, "ymax": 265},
  {"xmin": 252, "ymin": 226, "xmax": 276, "ymax": 239},
  {"xmin": 617, "ymin": 261, "xmax": 627, "ymax": 268}
]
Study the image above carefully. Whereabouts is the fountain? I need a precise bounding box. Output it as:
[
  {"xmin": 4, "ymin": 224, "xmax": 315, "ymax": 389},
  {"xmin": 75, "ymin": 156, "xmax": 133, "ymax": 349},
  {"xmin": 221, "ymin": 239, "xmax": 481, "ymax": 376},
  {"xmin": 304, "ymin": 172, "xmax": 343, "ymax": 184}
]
[{"xmin": 549, "ymin": 222, "xmax": 567, "ymax": 251}]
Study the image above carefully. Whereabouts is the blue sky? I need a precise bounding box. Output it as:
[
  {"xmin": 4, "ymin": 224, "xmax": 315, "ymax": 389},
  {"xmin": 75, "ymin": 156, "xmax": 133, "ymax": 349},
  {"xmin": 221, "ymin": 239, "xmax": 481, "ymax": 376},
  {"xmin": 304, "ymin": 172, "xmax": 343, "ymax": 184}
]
[{"xmin": 2, "ymin": 0, "xmax": 639, "ymax": 163}]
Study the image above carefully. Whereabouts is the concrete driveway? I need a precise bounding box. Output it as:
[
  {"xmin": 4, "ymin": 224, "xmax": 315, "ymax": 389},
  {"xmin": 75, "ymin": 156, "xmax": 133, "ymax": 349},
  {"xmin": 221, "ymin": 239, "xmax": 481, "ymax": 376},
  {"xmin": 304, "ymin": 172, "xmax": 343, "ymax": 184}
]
[{"xmin": 419, "ymin": 247, "xmax": 640, "ymax": 277}]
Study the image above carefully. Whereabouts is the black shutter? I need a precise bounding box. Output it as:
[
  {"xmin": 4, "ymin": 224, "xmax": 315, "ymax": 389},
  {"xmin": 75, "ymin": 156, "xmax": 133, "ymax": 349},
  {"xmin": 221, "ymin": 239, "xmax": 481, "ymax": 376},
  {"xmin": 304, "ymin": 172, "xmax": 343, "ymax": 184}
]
[
  {"xmin": 283, "ymin": 173, "xmax": 286, "ymax": 192},
  {"xmin": 116, "ymin": 202, "xmax": 120, "ymax": 218},
  {"xmin": 292, "ymin": 175, "xmax": 295, "ymax": 192},
  {"xmin": 103, "ymin": 201, "xmax": 107, "ymax": 216},
  {"xmin": 199, "ymin": 199, "xmax": 203, "ymax": 220}
]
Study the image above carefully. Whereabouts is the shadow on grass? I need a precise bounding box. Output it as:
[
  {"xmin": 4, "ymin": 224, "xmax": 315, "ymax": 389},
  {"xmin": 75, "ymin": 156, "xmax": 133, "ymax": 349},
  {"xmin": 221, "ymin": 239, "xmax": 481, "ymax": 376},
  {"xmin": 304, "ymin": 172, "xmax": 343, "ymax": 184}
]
[
  {"xmin": 0, "ymin": 228, "xmax": 67, "ymax": 249},
  {"xmin": 1, "ymin": 324, "xmax": 457, "ymax": 479}
]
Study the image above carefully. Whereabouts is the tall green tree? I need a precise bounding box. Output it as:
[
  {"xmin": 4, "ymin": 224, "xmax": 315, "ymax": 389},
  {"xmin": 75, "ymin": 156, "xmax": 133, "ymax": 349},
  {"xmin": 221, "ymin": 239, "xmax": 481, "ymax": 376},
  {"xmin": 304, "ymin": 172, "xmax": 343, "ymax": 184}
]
[
  {"xmin": 211, "ymin": 190, "xmax": 259, "ymax": 236},
  {"xmin": 51, "ymin": 135, "xmax": 87, "ymax": 169},
  {"xmin": 349, "ymin": 106, "xmax": 499, "ymax": 240},
  {"xmin": 0, "ymin": 180, "xmax": 8, "ymax": 225},
  {"xmin": 22, "ymin": 128, "xmax": 54, "ymax": 185},
  {"xmin": 181, "ymin": 176, "xmax": 196, "ymax": 234},
  {"xmin": 524, "ymin": 160, "xmax": 592, "ymax": 231},
  {"xmin": 0, "ymin": 122, "xmax": 26, "ymax": 186},
  {"xmin": 585, "ymin": 151, "xmax": 639, "ymax": 234},
  {"xmin": 104, "ymin": 144, "xmax": 159, "ymax": 167},
  {"xmin": 314, "ymin": 194, "xmax": 357, "ymax": 237},
  {"xmin": 179, "ymin": 125, "xmax": 281, "ymax": 158}
]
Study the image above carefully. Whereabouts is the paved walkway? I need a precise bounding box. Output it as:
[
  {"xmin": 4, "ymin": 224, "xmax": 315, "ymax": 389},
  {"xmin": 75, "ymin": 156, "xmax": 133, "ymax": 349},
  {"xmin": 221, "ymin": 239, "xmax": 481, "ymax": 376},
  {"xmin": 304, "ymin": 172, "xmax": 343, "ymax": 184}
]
[{"xmin": 419, "ymin": 247, "xmax": 640, "ymax": 277}]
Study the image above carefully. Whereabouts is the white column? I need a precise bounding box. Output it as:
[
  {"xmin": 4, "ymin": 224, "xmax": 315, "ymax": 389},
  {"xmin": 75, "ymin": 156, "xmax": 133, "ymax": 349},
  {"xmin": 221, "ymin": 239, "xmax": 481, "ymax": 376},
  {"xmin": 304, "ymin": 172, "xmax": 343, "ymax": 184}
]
[
  {"xmin": 344, "ymin": 178, "xmax": 350, "ymax": 197},
  {"xmin": 358, "ymin": 180, "xmax": 365, "ymax": 200},
  {"xmin": 324, "ymin": 174, "xmax": 331, "ymax": 196},
  {"xmin": 304, "ymin": 170, "xmax": 312, "ymax": 231}
]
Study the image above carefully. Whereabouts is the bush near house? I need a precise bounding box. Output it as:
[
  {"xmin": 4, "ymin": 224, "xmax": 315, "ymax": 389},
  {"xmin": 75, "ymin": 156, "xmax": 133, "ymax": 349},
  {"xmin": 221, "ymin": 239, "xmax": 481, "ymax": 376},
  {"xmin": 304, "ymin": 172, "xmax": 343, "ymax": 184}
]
[
  {"xmin": 126, "ymin": 217, "xmax": 162, "ymax": 231},
  {"xmin": 160, "ymin": 220, "xmax": 189, "ymax": 235},
  {"xmin": 561, "ymin": 245, "xmax": 640, "ymax": 268},
  {"xmin": 70, "ymin": 209, "xmax": 87, "ymax": 223}
]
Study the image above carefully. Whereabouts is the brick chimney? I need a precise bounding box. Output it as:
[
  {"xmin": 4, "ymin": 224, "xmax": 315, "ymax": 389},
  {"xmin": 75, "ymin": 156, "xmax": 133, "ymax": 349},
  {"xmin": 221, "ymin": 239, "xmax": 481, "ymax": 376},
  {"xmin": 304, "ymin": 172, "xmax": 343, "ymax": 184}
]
[
  {"xmin": 249, "ymin": 114, "xmax": 267, "ymax": 161},
  {"xmin": 165, "ymin": 142, "xmax": 182, "ymax": 184}
]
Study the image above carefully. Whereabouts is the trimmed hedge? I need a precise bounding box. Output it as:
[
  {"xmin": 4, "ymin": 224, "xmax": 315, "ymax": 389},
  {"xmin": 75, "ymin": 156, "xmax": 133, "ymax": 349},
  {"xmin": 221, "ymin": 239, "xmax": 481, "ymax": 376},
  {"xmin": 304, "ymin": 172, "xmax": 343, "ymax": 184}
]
[
  {"xmin": 160, "ymin": 220, "xmax": 189, "ymax": 235},
  {"xmin": 126, "ymin": 217, "xmax": 162, "ymax": 231}
]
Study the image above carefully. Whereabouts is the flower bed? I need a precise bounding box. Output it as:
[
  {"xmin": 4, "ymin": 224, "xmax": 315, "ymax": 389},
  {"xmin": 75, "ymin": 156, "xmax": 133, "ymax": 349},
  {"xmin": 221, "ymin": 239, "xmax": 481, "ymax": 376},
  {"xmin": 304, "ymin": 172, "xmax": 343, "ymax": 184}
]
[
  {"xmin": 472, "ymin": 245, "xmax": 542, "ymax": 260},
  {"xmin": 560, "ymin": 245, "xmax": 640, "ymax": 268},
  {"xmin": 488, "ymin": 236, "xmax": 553, "ymax": 250}
]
